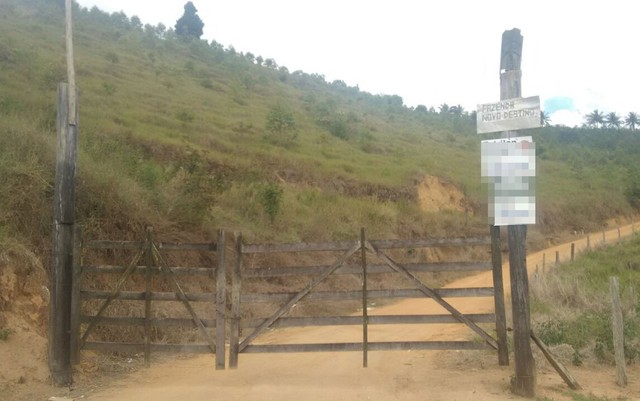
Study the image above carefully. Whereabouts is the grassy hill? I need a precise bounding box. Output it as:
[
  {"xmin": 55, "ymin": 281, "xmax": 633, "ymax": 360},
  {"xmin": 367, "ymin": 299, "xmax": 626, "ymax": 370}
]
[{"xmin": 0, "ymin": 0, "xmax": 639, "ymax": 256}]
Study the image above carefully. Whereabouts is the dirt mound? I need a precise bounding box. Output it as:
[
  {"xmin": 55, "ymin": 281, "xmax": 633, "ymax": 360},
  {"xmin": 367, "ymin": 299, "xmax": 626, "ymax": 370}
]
[
  {"xmin": 0, "ymin": 243, "xmax": 50, "ymax": 397},
  {"xmin": 416, "ymin": 175, "xmax": 468, "ymax": 213}
]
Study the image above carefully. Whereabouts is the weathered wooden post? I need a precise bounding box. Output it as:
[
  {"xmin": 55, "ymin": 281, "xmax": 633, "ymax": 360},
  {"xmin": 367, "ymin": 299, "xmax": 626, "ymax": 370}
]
[
  {"xmin": 215, "ymin": 229, "xmax": 227, "ymax": 370},
  {"xmin": 49, "ymin": 0, "xmax": 78, "ymax": 385},
  {"xmin": 570, "ymin": 243, "xmax": 575, "ymax": 262},
  {"xmin": 360, "ymin": 228, "xmax": 369, "ymax": 368},
  {"xmin": 491, "ymin": 225, "xmax": 509, "ymax": 365},
  {"xmin": 501, "ymin": 28, "xmax": 536, "ymax": 397},
  {"xmin": 609, "ymin": 277, "xmax": 627, "ymax": 386},
  {"xmin": 478, "ymin": 28, "xmax": 538, "ymax": 396}
]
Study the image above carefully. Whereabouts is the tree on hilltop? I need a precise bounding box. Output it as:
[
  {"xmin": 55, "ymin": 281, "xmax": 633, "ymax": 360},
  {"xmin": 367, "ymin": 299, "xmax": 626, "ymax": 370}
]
[
  {"xmin": 585, "ymin": 109, "xmax": 604, "ymax": 128},
  {"xmin": 605, "ymin": 112, "xmax": 621, "ymax": 129},
  {"xmin": 625, "ymin": 112, "xmax": 638, "ymax": 130},
  {"xmin": 175, "ymin": 2, "xmax": 204, "ymax": 39}
]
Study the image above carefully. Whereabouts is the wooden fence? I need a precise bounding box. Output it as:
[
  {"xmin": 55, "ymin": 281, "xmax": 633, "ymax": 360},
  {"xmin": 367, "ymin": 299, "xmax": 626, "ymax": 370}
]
[
  {"xmin": 229, "ymin": 228, "xmax": 507, "ymax": 368},
  {"xmin": 70, "ymin": 227, "xmax": 509, "ymax": 370},
  {"xmin": 70, "ymin": 227, "xmax": 227, "ymax": 369}
]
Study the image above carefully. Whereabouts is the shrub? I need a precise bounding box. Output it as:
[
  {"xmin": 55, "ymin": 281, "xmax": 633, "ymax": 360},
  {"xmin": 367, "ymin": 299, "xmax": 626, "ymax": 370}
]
[
  {"xmin": 0, "ymin": 328, "xmax": 13, "ymax": 341},
  {"xmin": 259, "ymin": 182, "xmax": 283, "ymax": 222}
]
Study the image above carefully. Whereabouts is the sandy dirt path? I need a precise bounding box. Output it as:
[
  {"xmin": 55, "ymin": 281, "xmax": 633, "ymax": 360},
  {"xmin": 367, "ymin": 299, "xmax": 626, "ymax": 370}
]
[{"xmin": 86, "ymin": 225, "xmax": 639, "ymax": 401}]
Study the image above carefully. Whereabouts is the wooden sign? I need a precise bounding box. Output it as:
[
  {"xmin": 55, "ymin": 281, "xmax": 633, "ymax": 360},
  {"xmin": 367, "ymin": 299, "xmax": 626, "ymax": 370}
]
[{"xmin": 477, "ymin": 96, "xmax": 541, "ymax": 134}]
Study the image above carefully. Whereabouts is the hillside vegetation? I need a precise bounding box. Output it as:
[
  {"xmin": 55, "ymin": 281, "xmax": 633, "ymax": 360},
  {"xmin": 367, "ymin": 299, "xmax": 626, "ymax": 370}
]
[{"xmin": 0, "ymin": 0, "xmax": 639, "ymax": 258}]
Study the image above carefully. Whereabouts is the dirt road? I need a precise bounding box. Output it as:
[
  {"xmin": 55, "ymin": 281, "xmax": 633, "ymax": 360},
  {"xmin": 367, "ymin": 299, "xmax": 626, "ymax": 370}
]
[{"xmin": 82, "ymin": 225, "xmax": 639, "ymax": 401}]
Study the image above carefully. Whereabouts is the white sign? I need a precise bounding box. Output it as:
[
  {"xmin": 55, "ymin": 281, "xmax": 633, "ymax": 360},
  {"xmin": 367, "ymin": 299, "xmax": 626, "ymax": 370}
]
[
  {"xmin": 481, "ymin": 136, "xmax": 535, "ymax": 226},
  {"xmin": 476, "ymin": 96, "xmax": 541, "ymax": 134}
]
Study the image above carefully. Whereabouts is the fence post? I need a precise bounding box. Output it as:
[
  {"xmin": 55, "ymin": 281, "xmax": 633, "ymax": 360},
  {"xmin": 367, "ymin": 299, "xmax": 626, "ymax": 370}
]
[
  {"xmin": 602, "ymin": 231, "xmax": 606, "ymax": 245},
  {"xmin": 555, "ymin": 251, "xmax": 559, "ymax": 266},
  {"xmin": 491, "ymin": 225, "xmax": 509, "ymax": 366},
  {"xmin": 587, "ymin": 235, "xmax": 590, "ymax": 250},
  {"xmin": 360, "ymin": 228, "xmax": 368, "ymax": 368},
  {"xmin": 617, "ymin": 227, "xmax": 621, "ymax": 244},
  {"xmin": 215, "ymin": 230, "xmax": 227, "ymax": 370},
  {"xmin": 70, "ymin": 225, "xmax": 83, "ymax": 365},
  {"xmin": 570, "ymin": 243, "xmax": 575, "ymax": 262},
  {"xmin": 229, "ymin": 232, "xmax": 242, "ymax": 369},
  {"xmin": 144, "ymin": 227, "xmax": 154, "ymax": 367},
  {"xmin": 609, "ymin": 277, "xmax": 627, "ymax": 386}
]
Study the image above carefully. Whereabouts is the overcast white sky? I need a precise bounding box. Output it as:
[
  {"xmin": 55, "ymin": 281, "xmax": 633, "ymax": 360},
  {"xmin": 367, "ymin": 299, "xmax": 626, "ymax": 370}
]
[{"xmin": 76, "ymin": 0, "xmax": 640, "ymax": 127}]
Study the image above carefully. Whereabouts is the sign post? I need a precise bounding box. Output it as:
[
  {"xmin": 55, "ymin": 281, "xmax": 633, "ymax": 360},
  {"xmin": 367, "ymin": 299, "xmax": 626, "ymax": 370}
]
[{"xmin": 479, "ymin": 28, "xmax": 538, "ymax": 397}]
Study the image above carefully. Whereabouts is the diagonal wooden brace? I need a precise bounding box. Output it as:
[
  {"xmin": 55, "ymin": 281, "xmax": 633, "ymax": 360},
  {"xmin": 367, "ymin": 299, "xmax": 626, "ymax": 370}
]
[
  {"xmin": 152, "ymin": 244, "xmax": 218, "ymax": 354},
  {"xmin": 238, "ymin": 242, "xmax": 361, "ymax": 352},
  {"xmin": 364, "ymin": 241, "xmax": 498, "ymax": 350}
]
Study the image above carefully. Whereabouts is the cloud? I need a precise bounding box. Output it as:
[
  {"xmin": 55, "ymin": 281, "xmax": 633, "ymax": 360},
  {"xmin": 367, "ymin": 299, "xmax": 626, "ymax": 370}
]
[{"xmin": 549, "ymin": 109, "xmax": 583, "ymax": 127}]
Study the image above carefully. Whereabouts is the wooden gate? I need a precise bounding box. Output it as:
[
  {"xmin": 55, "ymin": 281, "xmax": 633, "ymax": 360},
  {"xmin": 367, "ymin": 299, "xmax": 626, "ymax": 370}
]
[
  {"xmin": 70, "ymin": 227, "xmax": 227, "ymax": 369},
  {"xmin": 229, "ymin": 229, "xmax": 507, "ymax": 368}
]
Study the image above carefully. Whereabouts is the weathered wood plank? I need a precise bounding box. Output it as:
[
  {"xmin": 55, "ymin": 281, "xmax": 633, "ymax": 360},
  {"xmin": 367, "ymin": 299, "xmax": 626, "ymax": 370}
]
[
  {"xmin": 531, "ymin": 332, "xmax": 581, "ymax": 390},
  {"xmin": 368, "ymin": 237, "xmax": 491, "ymax": 249},
  {"xmin": 215, "ymin": 229, "xmax": 226, "ymax": 370},
  {"xmin": 152, "ymin": 245, "xmax": 217, "ymax": 354},
  {"xmin": 242, "ymin": 341, "xmax": 490, "ymax": 354},
  {"xmin": 242, "ymin": 241, "xmax": 357, "ymax": 254},
  {"xmin": 82, "ymin": 290, "xmax": 216, "ymax": 302},
  {"xmin": 69, "ymin": 225, "xmax": 83, "ymax": 365},
  {"xmin": 241, "ymin": 261, "xmax": 492, "ymax": 278},
  {"xmin": 610, "ymin": 277, "xmax": 627, "ymax": 386},
  {"xmin": 238, "ymin": 243, "xmax": 361, "ymax": 353},
  {"xmin": 156, "ymin": 242, "xmax": 217, "ymax": 251},
  {"xmin": 79, "ymin": 249, "xmax": 144, "ymax": 346},
  {"xmin": 144, "ymin": 227, "xmax": 153, "ymax": 367},
  {"xmin": 241, "ymin": 287, "xmax": 494, "ymax": 303},
  {"xmin": 85, "ymin": 240, "xmax": 144, "ymax": 250},
  {"xmin": 80, "ymin": 315, "xmax": 216, "ymax": 327},
  {"xmin": 365, "ymin": 241, "xmax": 498, "ymax": 350},
  {"xmin": 229, "ymin": 232, "xmax": 242, "ymax": 369},
  {"xmin": 241, "ymin": 237, "xmax": 491, "ymax": 254},
  {"xmin": 361, "ymin": 228, "xmax": 369, "ymax": 368},
  {"xmin": 84, "ymin": 342, "xmax": 214, "ymax": 354},
  {"xmin": 85, "ymin": 241, "xmax": 217, "ymax": 251},
  {"xmin": 241, "ymin": 314, "xmax": 496, "ymax": 328},
  {"xmin": 491, "ymin": 225, "xmax": 509, "ymax": 366},
  {"xmin": 83, "ymin": 265, "xmax": 215, "ymax": 276}
]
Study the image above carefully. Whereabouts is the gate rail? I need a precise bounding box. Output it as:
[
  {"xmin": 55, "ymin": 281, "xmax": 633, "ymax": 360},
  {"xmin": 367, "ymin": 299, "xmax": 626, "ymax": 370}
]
[
  {"xmin": 229, "ymin": 228, "xmax": 507, "ymax": 368},
  {"xmin": 70, "ymin": 227, "xmax": 227, "ymax": 369}
]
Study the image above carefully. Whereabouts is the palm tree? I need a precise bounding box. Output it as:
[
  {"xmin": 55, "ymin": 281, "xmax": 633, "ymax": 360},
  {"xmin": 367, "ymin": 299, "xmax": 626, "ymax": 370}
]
[
  {"xmin": 625, "ymin": 112, "xmax": 639, "ymax": 130},
  {"xmin": 438, "ymin": 103, "xmax": 450, "ymax": 115},
  {"xmin": 605, "ymin": 112, "xmax": 621, "ymax": 129},
  {"xmin": 585, "ymin": 109, "xmax": 605, "ymax": 128},
  {"xmin": 540, "ymin": 111, "xmax": 551, "ymax": 127}
]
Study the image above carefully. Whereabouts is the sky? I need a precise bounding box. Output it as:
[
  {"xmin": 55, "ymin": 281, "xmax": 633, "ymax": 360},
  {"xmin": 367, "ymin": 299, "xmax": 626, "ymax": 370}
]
[{"xmin": 75, "ymin": 0, "xmax": 640, "ymax": 128}]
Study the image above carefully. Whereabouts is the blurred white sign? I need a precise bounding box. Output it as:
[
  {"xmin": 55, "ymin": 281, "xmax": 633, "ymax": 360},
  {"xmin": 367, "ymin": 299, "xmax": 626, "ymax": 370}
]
[{"xmin": 481, "ymin": 136, "xmax": 535, "ymax": 226}]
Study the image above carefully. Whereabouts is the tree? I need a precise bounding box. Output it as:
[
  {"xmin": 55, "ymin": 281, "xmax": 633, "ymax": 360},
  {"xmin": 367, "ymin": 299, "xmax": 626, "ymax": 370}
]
[
  {"xmin": 585, "ymin": 109, "xmax": 604, "ymax": 128},
  {"xmin": 175, "ymin": 2, "xmax": 204, "ymax": 39},
  {"xmin": 450, "ymin": 104, "xmax": 464, "ymax": 117},
  {"xmin": 605, "ymin": 112, "xmax": 621, "ymax": 129},
  {"xmin": 265, "ymin": 105, "xmax": 297, "ymax": 146},
  {"xmin": 625, "ymin": 112, "xmax": 638, "ymax": 130},
  {"xmin": 439, "ymin": 103, "xmax": 449, "ymax": 114},
  {"xmin": 540, "ymin": 110, "xmax": 551, "ymax": 127}
]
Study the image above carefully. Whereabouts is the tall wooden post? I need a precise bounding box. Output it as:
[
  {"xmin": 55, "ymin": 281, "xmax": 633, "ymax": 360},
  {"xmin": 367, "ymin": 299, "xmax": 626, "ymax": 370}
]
[
  {"xmin": 501, "ymin": 28, "xmax": 536, "ymax": 397},
  {"xmin": 50, "ymin": 0, "xmax": 78, "ymax": 385},
  {"xmin": 491, "ymin": 225, "xmax": 509, "ymax": 365},
  {"xmin": 361, "ymin": 228, "xmax": 369, "ymax": 368}
]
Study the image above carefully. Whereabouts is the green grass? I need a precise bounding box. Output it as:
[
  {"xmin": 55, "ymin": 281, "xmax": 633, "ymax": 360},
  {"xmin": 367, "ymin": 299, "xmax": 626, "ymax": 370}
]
[
  {"xmin": 0, "ymin": 328, "xmax": 13, "ymax": 341},
  {"xmin": 0, "ymin": 0, "xmax": 638, "ymax": 255},
  {"xmin": 532, "ymin": 237, "xmax": 640, "ymax": 363}
]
